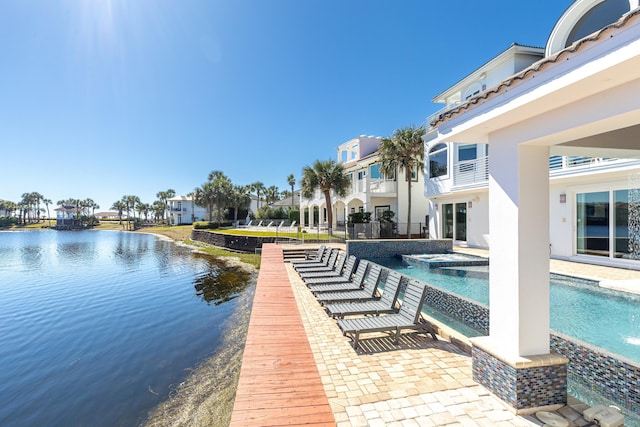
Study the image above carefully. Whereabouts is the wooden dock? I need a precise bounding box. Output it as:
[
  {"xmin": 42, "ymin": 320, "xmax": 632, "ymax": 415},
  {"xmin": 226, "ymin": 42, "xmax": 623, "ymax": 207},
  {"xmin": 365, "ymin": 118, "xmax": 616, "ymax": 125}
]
[{"xmin": 229, "ymin": 244, "xmax": 335, "ymax": 426}]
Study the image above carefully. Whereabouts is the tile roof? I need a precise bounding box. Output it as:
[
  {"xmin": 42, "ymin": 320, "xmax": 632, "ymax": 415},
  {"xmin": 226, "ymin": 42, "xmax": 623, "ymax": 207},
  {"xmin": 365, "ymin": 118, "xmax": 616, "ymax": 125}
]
[{"xmin": 430, "ymin": 8, "xmax": 640, "ymax": 128}]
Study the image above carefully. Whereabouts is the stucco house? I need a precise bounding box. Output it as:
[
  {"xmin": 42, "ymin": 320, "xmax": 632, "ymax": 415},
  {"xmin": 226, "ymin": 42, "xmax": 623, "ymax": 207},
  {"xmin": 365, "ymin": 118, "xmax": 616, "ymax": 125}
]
[
  {"xmin": 167, "ymin": 194, "xmax": 259, "ymax": 225},
  {"xmin": 300, "ymin": 135, "xmax": 429, "ymax": 237},
  {"xmin": 425, "ymin": 0, "xmax": 640, "ymax": 414},
  {"xmin": 424, "ymin": 2, "xmax": 640, "ymax": 270}
]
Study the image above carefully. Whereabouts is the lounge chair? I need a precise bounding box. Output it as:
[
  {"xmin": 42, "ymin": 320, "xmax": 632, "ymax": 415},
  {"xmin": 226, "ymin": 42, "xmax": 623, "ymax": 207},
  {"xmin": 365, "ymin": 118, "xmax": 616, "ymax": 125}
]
[
  {"xmin": 303, "ymin": 256, "xmax": 358, "ymax": 284},
  {"xmin": 325, "ymin": 270, "xmax": 403, "ymax": 319},
  {"xmin": 313, "ymin": 265, "xmax": 384, "ymax": 306},
  {"xmin": 291, "ymin": 245, "xmax": 326, "ymax": 267},
  {"xmin": 337, "ymin": 279, "xmax": 436, "ymax": 349},
  {"xmin": 298, "ymin": 253, "xmax": 347, "ymax": 279},
  {"xmin": 293, "ymin": 247, "xmax": 334, "ymax": 272},
  {"xmin": 307, "ymin": 260, "xmax": 370, "ymax": 293},
  {"xmin": 294, "ymin": 249, "xmax": 339, "ymax": 273}
]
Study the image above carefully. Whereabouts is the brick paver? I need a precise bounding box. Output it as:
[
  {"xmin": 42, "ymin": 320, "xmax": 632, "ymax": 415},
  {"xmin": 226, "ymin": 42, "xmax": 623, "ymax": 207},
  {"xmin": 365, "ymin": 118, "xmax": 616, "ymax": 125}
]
[{"xmin": 285, "ymin": 261, "xmax": 537, "ymax": 426}]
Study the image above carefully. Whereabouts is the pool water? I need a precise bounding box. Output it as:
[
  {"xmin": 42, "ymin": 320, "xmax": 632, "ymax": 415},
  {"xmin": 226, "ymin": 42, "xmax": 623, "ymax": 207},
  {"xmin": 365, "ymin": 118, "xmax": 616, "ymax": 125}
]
[{"xmin": 375, "ymin": 257, "xmax": 640, "ymax": 363}]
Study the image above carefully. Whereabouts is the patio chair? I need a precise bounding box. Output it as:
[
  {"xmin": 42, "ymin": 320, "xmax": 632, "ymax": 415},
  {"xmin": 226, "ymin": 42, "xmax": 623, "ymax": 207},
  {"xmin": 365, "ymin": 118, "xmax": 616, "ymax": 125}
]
[
  {"xmin": 337, "ymin": 279, "xmax": 436, "ymax": 350},
  {"xmin": 298, "ymin": 253, "xmax": 347, "ymax": 279},
  {"xmin": 303, "ymin": 256, "xmax": 358, "ymax": 285},
  {"xmin": 294, "ymin": 249, "xmax": 339, "ymax": 273},
  {"xmin": 313, "ymin": 264, "xmax": 384, "ymax": 306},
  {"xmin": 307, "ymin": 260, "xmax": 370, "ymax": 293},
  {"xmin": 325, "ymin": 270, "xmax": 403, "ymax": 319},
  {"xmin": 291, "ymin": 245, "xmax": 326, "ymax": 267},
  {"xmin": 293, "ymin": 247, "xmax": 334, "ymax": 272}
]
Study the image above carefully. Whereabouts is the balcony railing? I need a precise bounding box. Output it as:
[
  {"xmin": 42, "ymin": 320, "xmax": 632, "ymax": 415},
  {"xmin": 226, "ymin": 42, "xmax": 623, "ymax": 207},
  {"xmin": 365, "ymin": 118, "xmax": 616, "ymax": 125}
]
[
  {"xmin": 369, "ymin": 179, "xmax": 397, "ymax": 194},
  {"xmin": 451, "ymin": 155, "xmax": 636, "ymax": 188},
  {"xmin": 453, "ymin": 156, "xmax": 489, "ymax": 187}
]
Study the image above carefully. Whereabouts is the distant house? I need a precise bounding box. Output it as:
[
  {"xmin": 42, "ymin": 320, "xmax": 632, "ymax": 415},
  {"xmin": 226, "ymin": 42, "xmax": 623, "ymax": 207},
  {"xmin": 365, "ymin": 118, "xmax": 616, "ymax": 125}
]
[
  {"xmin": 94, "ymin": 211, "xmax": 124, "ymax": 220},
  {"xmin": 300, "ymin": 135, "xmax": 429, "ymax": 236},
  {"xmin": 54, "ymin": 205, "xmax": 82, "ymax": 228},
  {"xmin": 168, "ymin": 194, "xmax": 259, "ymax": 226},
  {"xmin": 167, "ymin": 196, "xmax": 207, "ymax": 225},
  {"xmin": 271, "ymin": 190, "xmax": 301, "ymax": 211}
]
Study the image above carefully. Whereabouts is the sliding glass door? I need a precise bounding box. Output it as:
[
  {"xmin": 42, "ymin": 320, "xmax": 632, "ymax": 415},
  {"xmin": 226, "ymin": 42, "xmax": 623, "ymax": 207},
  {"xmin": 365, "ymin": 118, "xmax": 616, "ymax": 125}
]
[
  {"xmin": 576, "ymin": 188, "xmax": 640, "ymax": 259},
  {"xmin": 442, "ymin": 202, "xmax": 467, "ymax": 242}
]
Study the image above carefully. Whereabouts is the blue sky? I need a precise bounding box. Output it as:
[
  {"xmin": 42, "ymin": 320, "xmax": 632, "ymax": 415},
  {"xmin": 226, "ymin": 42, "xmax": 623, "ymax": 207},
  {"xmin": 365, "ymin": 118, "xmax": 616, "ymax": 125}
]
[{"xmin": 1, "ymin": 0, "xmax": 571, "ymax": 211}]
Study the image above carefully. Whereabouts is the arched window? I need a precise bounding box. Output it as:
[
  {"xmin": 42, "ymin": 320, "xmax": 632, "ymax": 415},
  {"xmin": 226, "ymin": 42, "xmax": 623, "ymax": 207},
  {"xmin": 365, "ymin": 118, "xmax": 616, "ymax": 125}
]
[
  {"xmin": 565, "ymin": 0, "xmax": 628, "ymax": 48},
  {"xmin": 428, "ymin": 143, "xmax": 448, "ymax": 178}
]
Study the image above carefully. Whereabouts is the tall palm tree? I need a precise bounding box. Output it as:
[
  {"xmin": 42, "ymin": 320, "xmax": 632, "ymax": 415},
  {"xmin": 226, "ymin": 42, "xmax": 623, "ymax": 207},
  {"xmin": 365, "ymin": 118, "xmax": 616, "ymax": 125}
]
[
  {"xmin": 152, "ymin": 200, "xmax": 165, "ymax": 223},
  {"xmin": 379, "ymin": 124, "xmax": 426, "ymax": 239},
  {"xmin": 194, "ymin": 183, "xmax": 216, "ymax": 222},
  {"xmin": 264, "ymin": 185, "xmax": 280, "ymax": 206},
  {"xmin": 301, "ymin": 159, "xmax": 351, "ymax": 236},
  {"xmin": 137, "ymin": 202, "xmax": 150, "ymax": 222},
  {"xmin": 42, "ymin": 198, "xmax": 52, "ymax": 226},
  {"xmin": 156, "ymin": 189, "xmax": 176, "ymax": 223},
  {"xmin": 287, "ymin": 173, "xmax": 296, "ymax": 209},
  {"xmin": 228, "ymin": 185, "xmax": 251, "ymax": 223},
  {"xmin": 251, "ymin": 182, "xmax": 265, "ymax": 211},
  {"xmin": 111, "ymin": 201, "xmax": 126, "ymax": 225},
  {"xmin": 210, "ymin": 172, "xmax": 232, "ymax": 222}
]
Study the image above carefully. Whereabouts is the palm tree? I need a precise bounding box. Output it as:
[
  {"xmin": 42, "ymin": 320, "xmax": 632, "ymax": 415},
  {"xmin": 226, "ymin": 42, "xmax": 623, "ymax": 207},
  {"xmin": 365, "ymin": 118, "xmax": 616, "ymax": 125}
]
[
  {"xmin": 287, "ymin": 173, "xmax": 296, "ymax": 209},
  {"xmin": 228, "ymin": 185, "xmax": 251, "ymax": 223},
  {"xmin": 152, "ymin": 200, "xmax": 165, "ymax": 223},
  {"xmin": 42, "ymin": 198, "xmax": 52, "ymax": 226},
  {"xmin": 301, "ymin": 159, "xmax": 351, "ymax": 236},
  {"xmin": 210, "ymin": 172, "xmax": 232, "ymax": 222},
  {"xmin": 156, "ymin": 189, "xmax": 175, "ymax": 223},
  {"xmin": 194, "ymin": 183, "xmax": 216, "ymax": 222},
  {"xmin": 111, "ymin": 201, "xmax": 126, "ymax": 225},
  {"xmin": 251, "ymin": 182, "xmax": 265, "ymax": 211},
  {"xmin": 264, "ymin": 185, "xmax": 280, "ymax": 206},
  {"xmin": 379, "ymin": 124, "xmax": 426, "ymax": 239},
  {"xmin": 137, "ymin": 202, "xmax": 150, "ymax": 222}
]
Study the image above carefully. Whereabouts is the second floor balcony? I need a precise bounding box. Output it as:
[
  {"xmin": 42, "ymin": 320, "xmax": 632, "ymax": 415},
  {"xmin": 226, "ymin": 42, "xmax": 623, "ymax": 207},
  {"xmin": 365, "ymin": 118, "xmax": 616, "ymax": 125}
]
[{"xmin": 448, "ymin": 155, "xmax": 639, "ymax": 190}]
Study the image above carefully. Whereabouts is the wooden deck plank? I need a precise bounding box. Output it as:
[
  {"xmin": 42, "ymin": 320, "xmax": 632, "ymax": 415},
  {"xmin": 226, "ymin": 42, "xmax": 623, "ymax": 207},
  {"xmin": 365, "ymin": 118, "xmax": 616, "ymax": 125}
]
[{"xmin": 230, "ymin": 244, "xmax": 335, "ymax": 427}]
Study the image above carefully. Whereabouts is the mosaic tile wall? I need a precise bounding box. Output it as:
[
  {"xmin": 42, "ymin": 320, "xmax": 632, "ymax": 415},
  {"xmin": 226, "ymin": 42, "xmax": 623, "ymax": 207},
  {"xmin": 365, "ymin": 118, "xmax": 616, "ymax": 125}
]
[
  {"xmin": 423, "ymin": 286, "xmax": 490, "ymax": 334},
  {"xmin": 550, "ymin": 333, "xmax": 640, "ymax": 415},
  {"xmin": 472, "ymin": 346, "xmax": 568, "ymax": 410},
  {"xmin": 347, "ymin": 239, "xmax": 452, "ymax": 260},
  {"xmin": 414, "ymin": 282, "xmax": 639, "ymax": 415}
]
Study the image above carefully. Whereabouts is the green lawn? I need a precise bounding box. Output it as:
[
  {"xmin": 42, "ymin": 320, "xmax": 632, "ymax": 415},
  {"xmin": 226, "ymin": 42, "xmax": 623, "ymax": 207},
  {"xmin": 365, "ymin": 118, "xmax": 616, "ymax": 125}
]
[{"xmin": 212, "ymin": 228, "xmax": 343, "ymax": 241}]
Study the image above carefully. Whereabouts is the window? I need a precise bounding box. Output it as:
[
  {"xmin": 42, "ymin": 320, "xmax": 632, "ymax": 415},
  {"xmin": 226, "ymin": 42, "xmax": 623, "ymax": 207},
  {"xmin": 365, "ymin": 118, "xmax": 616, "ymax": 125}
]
[
  {"xmin": 374, "ymin": 205, "xmax": 391, "ymax": 220},
  {"xmin": 358, "ymin": 170, "xmax": 366, "ymax": 180},
  {"xmin": 405, "ymin": 165, "xmax": 418, "ymax": 182},
  {"xmin": 370, "ymin": 163, "xmax": 381, "ymax": 179},
  {"xmin": 458, "ymin": 144, "xmax": 477, "ymax": 173},
  {"xmin": 428, "ymin": 143, "xmax": 448, "ymax": 178},
  {"xmin": 577, "ymin": 191, "xmax": 610, "ymax": 257},
  {"xmin": 458, "ymin": 144, "xmax": 477, "ymax": 162}
]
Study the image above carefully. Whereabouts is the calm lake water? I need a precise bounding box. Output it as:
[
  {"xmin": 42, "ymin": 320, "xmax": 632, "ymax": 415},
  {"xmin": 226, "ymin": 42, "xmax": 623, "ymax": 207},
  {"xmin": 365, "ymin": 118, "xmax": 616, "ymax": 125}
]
[{"xmin": 0, "ymin": 230, "xmax": 254, "ymax": 427}]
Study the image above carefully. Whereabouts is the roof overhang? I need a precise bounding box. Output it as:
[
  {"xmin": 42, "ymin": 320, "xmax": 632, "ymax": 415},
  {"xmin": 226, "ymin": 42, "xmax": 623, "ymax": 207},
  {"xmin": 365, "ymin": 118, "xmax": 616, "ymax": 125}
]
[{"xmin": 434, "ymin": 9, "xmax": 640, "ymax": 159}]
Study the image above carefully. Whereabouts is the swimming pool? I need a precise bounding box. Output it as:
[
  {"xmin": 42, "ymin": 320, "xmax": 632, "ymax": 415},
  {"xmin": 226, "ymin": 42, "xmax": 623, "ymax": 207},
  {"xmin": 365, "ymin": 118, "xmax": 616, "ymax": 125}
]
[{"xmin": 375, "ymin": 256, "xmax": 640, "ymax": 364}]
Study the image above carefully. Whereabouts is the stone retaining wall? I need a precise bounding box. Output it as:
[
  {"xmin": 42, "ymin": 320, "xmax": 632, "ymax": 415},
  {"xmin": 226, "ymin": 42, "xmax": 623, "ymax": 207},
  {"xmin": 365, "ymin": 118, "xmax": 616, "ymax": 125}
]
[{"xmin": 191, "ymin": 230, "xmax": 295, "ymax": 253}]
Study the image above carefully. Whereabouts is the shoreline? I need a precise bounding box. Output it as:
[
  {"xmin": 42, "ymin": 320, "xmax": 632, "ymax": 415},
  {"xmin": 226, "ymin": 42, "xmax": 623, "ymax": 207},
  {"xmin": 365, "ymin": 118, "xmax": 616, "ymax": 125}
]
[{"xmin": 138, "ymin": 225, "xmax": 258, "ymax": 426}]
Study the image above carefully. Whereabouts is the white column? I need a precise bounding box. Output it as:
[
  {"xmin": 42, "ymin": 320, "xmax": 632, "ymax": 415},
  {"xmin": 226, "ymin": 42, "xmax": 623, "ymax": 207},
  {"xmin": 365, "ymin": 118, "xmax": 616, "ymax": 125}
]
[{"xmin": 489, "ymin": 142, "xmax": 550, "ymax": 357}]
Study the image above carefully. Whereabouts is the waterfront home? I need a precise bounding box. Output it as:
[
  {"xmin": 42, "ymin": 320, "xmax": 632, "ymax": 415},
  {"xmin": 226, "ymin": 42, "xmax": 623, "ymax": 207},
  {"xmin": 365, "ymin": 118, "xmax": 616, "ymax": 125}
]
[
  {"xmin": 425, "ymin": 0, "xmax": 640, "ymax": 413},
  {"xmin": 167, "ymin": 194, "xmax": 259, "ymax": 225},
  {"xmin": 54, "ymin": 204, "xmax": 82, "ymax": 228},
  {"xmin": 299, "ymin": 135, "xmax": 429, "ymax": 236},
  {"xmin": 424, "ymin": 1, "xmax": 640, "ymax": 270}
]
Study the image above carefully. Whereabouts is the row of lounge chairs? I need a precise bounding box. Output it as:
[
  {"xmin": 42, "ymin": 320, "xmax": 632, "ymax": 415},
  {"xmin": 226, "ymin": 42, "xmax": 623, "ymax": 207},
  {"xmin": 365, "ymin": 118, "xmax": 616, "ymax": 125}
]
[{"xmin": 292, "ymin": 245, "xmax": 437, "ymax": 350}]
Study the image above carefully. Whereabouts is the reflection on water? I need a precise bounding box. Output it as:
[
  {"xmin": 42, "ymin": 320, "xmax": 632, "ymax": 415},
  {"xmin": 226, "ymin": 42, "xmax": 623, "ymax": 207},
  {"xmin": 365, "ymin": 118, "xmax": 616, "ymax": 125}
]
[
  {"xmin": 0, "ymin": 230, "xmax": 256, "ymax": 427},
  {"xmin": 193, "ymin": 255, "xmax": 252, "ymax": 305}
]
